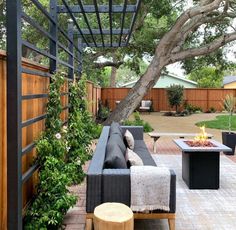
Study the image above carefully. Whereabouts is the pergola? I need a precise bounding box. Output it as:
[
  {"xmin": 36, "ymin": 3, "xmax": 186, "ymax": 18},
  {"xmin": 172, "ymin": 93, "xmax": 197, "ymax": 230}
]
[{"xmin": 6, "ymin": 0, "xmax": 141, "ymax": 229}]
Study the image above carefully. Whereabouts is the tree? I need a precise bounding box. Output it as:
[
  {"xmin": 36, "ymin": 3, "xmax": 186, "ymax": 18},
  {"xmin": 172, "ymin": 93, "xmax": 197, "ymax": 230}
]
[
  {"xmin": 104, "ymin": 0, "xmax": 236, "ymax": 124},
  {"xmin": 167, "ymin": 84, "xmax": 184, "ymax": 112},
  {"xmin": 188, "ymin": 66, "xmax": 223, "ymax": 88}
]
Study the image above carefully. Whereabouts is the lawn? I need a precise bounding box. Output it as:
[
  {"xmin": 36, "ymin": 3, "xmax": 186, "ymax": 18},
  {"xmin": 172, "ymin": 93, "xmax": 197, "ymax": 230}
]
[{"xmin": 196, "ymin": 114, "xmax": 236, "ymax": 131}]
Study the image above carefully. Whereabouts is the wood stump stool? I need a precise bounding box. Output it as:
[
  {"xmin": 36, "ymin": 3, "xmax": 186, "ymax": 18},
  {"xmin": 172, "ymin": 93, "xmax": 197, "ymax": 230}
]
[{"xmin": 93, "ymin": 202, "xmax": 133, "ymax": 230}]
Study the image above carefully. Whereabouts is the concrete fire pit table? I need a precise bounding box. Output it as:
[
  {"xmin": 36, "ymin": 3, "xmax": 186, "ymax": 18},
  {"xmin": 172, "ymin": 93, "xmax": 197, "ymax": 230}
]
[{"xmin": 174, "ymin": 139, "xmax": 232, "ymax": 189}]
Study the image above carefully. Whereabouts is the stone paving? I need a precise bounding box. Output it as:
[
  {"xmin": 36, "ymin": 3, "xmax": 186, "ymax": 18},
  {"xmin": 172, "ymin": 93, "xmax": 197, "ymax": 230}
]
[{"xmin": 63, "ymin": 113, "xmax": 236, "ymax": 229}]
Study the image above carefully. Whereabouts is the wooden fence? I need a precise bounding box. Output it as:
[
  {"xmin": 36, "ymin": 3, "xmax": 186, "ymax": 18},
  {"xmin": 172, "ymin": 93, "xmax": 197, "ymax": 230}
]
[
  {"xmin": 101, "ymin": 88, "xmax": 236, "ymax": 112},
  {"xmin": 86, "ymin": 81, "xmax": 101, "ymax": 117},
  {"xmin": 0, "ymin": 50, "xmax": 100, "ymax": 229}
]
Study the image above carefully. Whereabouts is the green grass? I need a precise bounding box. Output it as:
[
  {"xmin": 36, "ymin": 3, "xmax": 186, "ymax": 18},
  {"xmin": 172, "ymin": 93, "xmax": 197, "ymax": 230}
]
[{"xmin": 195, "ymin": 115, "xmax": 236, "ymax": 131}]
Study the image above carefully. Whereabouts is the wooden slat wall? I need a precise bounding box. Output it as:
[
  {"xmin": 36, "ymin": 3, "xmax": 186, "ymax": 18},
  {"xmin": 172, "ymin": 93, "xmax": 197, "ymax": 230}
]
[
  {"xmin": 0, "ymin": 48, "xmax": 101, "ymax": 229},
  {"xmin": 0, "ymin": 51, "xmax": 7, "ymax": 230},
  {"xmin": 0, "ymin": 50, "xmax": 70, "ymax": 229},
  {"xmin": 101, "ymin": 88, "xmax": 236, "ymax": 112},
  {"xmin": 86, "ymin": 81, "xmax": 101, "ymax": 116}
]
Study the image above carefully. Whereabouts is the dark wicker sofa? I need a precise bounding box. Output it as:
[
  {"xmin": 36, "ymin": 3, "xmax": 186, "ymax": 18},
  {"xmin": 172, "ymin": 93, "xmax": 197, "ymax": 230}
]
[{"xmin": 86, "ymin": 125, "xmax": 176, "ymax": 230}]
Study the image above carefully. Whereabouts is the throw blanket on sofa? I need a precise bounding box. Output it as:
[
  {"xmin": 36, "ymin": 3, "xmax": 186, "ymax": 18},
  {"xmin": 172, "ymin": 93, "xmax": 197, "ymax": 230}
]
[{"xmin": 130, "ymin": 166, "xmax": 170, "ymax": 212}]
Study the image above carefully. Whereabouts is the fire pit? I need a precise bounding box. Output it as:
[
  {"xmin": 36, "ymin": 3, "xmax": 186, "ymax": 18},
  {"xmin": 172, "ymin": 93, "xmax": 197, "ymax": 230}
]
[{"xmin": 174, "ymin": 126, "xmax": 231, "ymax": 189}]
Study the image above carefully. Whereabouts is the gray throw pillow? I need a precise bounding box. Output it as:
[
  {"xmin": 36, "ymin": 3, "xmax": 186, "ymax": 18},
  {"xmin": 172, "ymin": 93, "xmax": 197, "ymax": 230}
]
[
  {"xmin": 109, "ymin": 121, "xmax": 124, "ymax": 137},
  {"xmin": 108, "ymin": 133, "xmax": 126, "ymax": 156},
  {"xmin": 104, "ymin": 142, "xmax": 128, "ymax": 169}
]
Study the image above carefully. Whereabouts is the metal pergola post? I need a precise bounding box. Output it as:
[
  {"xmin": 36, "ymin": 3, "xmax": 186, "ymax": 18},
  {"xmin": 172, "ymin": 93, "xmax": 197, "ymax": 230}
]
[
  {"xmin": 78, "ymin": 37, "xmax": 82, "ymax": 78},
  {"xmin": 50, "ymin": 0, "xmax": 58, "ymax": 73},
  {"xmin": 68, "ymin": 23, "xmax": 74, "ymax": 79},
  {"xmin": 6, "ymin": 0, "xmax": 23, "ymax": 229}
]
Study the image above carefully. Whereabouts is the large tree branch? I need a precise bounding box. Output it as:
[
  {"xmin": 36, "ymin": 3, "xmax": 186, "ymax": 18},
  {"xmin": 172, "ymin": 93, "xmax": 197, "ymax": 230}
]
[
  {"xmin": 94, "ymin": 61, "xmax": 124, "ymax": 69},
  {"xmin": 158, "ymin": 0, "xmax": 223, "ymax": 55},
  {"xmin": 168, "ymin": 0, "xmax": 222, "ymax": 35},
  {"xmin": 170, "ymin": 32, "xmax": 236, "ymax": 63}
]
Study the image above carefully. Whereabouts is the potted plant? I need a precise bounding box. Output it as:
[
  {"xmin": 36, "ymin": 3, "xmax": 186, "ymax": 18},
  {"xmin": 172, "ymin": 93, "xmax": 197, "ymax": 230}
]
[{"xmin": 222, "ymin": 94, "xmax": 236, "ymax": 155}]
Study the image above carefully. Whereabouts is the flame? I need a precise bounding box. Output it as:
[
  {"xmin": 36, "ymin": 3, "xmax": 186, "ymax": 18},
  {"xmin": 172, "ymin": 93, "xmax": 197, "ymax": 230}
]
[{"xmin": 194, "ymin": 125, "xmax": 208, "ymax": 142}]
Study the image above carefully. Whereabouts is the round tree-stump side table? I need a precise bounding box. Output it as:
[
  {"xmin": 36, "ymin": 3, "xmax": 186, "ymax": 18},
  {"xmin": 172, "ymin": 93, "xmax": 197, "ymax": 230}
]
[{"xmin": 93, "ymin": 202, "xmax": 134, "ymax": 230}]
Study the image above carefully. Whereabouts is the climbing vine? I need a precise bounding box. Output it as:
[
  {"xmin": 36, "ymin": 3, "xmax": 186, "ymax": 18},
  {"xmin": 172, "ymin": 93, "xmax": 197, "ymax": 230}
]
[{"xmin": 24, "ymin": 73, "xmax": 99, "ymax": 228}]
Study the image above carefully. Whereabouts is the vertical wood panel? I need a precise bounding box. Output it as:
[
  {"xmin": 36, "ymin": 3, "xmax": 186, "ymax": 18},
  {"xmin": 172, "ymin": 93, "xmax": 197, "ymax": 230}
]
[{"xmin": 0, "ymin": 52, "xmax": 7, "ymax": 230}]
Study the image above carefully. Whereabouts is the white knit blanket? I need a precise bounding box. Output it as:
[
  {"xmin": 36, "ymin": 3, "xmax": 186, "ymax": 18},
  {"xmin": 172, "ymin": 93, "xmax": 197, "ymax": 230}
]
[{"xmin": 130, "ymin": 166, "xmax": 170, "ymax": 212}]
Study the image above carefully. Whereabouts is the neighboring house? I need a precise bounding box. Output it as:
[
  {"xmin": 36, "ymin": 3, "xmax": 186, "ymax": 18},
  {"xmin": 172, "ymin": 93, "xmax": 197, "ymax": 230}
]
[
  {"xmin": 223, "ymin": 76, "xmax": 236, "ymax": 88},
  {"xmin": 121, "ymin": 72, "xmax": 197, "ymax": 88}
]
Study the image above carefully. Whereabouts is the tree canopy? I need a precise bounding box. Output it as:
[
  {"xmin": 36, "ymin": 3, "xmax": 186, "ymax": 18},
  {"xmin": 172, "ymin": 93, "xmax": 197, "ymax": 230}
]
[{"xmin": 188, "ymin": 66, "xmax": 224, "ymax": 88}]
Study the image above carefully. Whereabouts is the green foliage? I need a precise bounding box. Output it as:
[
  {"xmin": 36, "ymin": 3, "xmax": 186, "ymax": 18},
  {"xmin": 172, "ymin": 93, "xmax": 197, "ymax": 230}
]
[
  {"xmin": 209, "ymin": 107, "xmax": 216, "ymax": 113},
  {"xmin": 123, "ymin": 111, "xmax": 153, "ymax": 132},
  {"xmin": 196, "ymin": 115, "xmax": 236, "ymax": 132},
  {"xmin": 66, "ymin": 76, "xmax": 100, "ymax": 184},
  {"xmin": 24, "ymin": 72, "xmax": 76, "ymax": 229},
  {"xmin": 222, "ymin": 94, "xmax": 236, "ymax": 132},
  {"xmin": 45, "ymin": 73, "xmax": 64, "ymax": 133},
  {"xmin": 184, "ymin": 103, "xmax": 202, "ymax": 113},
  {"xmin": 188, "ymin": 67, "xmax": 223, "ymax": 88},
  {"xmin": 97, "ymin": 99, "xmax": 110, "ymax": 122},
  {"xmin": 167, "ymin": 85, "xmax": 184, "ymax": 112},
  {"xmin": 25, "ymin": 73, "xmax": 99, "ymax": 228}
]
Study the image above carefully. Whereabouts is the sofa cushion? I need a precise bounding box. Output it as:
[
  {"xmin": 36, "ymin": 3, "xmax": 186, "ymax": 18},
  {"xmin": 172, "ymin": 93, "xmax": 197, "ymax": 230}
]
[
  {"xmin": 109, "ymin": 121, "xmax": 124, "ymax": 137},
  {"xmin": 134, "ymin": 140, "xmax": 156, "ymax": 166},
  {"xmin": 124, "ymin": 130, "xmax": 135, "ymax": 150},
  {"xmin": 104, "ymin": 142, "xmax": 128, "ymax": 169},
  {"xmin": 125, "ymin": 148, "xmax": 143, "ymax": 166},
  {"xmin": 108, "ymin": 133, "xmax": 126, "ymax": 155}
]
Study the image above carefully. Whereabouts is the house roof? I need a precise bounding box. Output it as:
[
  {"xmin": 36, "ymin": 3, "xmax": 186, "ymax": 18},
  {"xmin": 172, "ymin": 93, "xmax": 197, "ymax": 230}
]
[
  {"xmin": 121, "ymin": 72, "xmax": 197, "ymax": 87},
  {"xmin": 167, "ymin": 73, "xmax": 197, "ymax": 85},
  {"xmin": 223, "ymin": 76, "xmax": 236, "ymax": 85}
]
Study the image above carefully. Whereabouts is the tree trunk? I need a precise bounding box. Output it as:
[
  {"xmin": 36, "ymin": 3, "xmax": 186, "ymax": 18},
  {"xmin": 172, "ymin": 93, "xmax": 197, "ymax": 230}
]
[
  {"xmin": 110, "ymin": 66, "xmax": 117, "ymax": 87},
  {"xmin": 110, "ymin": 53, "xmax": 117, "ymax": 87},
  {"xmin": 104, "ymin": 54, "xmax": 166, "ymax": 125}
]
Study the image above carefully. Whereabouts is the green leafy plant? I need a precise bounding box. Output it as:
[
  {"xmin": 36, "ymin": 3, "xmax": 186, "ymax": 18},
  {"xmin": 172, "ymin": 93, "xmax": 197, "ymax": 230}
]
[
  {"xmin": 184, "ymin": 103, "xmax": 202, "ymax": 114},
  {"xmin": 66, "ymin": 76, "xmax": 101, "ymax": 184},
  {"xmin": 24, "ymin": 73, "xmax": 77, "ymax": 229},
  {"xmin": 166, "ymin": 84, "xmax": 184, "ymax": 113},
  {"xmin": 97, "ymin": 99, "xmax": 110, "ymax": 122},
  {"xmin": 123, "ymin": 111, "xmax": 153, "ymax": 132},
  {"xmin": 222, "ymin": 94, "xmax": 236, "ymax": 133},
  {"xmin": 24, "ymin": 74, "xmax": 100, "ymax": 228}
]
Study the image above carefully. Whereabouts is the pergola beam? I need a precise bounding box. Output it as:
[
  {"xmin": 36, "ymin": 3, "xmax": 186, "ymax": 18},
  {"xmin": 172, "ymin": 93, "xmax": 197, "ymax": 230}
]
[
  {"xmin": 74, "ymin": 28, "xmax": 130, "ymax": 35},
  {"xmin": 93, "ymin": 0, "xmax": 104, "ymax": 46},
  {"xmin": 125, "ymin": 0, "xmax": 142, "ymax": 45},
  {"xmin": 82, "ymin": 42, "xmax": 127, "ymax": 48},
  {"xmin": 57, "ymin": 4, "xmax": 136, "ymax": 13}
]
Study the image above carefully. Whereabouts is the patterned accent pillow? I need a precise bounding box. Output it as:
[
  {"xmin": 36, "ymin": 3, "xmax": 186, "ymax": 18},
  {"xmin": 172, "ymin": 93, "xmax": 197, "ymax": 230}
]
[
  {"xmin": 125, "ymin": 148, "xmax": 143, "ymax": 166},
  {"xmin": 124, "ymin": 129, "xmax": 135, "ymax": 150}
]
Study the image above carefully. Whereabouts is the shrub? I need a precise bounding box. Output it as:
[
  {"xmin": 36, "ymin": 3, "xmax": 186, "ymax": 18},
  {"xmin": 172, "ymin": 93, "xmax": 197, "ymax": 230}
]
[
  {"xmin": 222, "ymin": 94, "xmax": 236, "ymax": 133},
  {"xmin": 184, "ymin": 103, "xmax": 202, "ymax": 113},
  {"xmin": 97, "ymin": 99, "xmax": 110, "ymax": 122},
  {"xmin": 123, "ymin": 111, "xmax": 153, "ymax": 132},
  {"xmin": 166, "ymin": 84, "xmax": 184, "ymax": 112}
]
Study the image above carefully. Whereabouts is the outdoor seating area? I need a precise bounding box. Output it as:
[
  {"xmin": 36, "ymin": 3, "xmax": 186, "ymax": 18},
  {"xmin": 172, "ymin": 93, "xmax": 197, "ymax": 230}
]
[{"xmin": 63, "ymin": 113, "xmax": 236, "ymax": 230}]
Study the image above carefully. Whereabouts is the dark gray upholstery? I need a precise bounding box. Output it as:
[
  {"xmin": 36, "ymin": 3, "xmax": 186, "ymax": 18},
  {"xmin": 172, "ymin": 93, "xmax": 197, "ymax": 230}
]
[
  {"xmin": 134, "ymin": 140, "xmax": 156, "ymax": 166},
  {"xmin": 86, "ymin": 125, "xmax": 176, "ymax": 214},
  {"xmin": 104, "ymin": 142, "xmax": 127, "ymax": 169}
]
